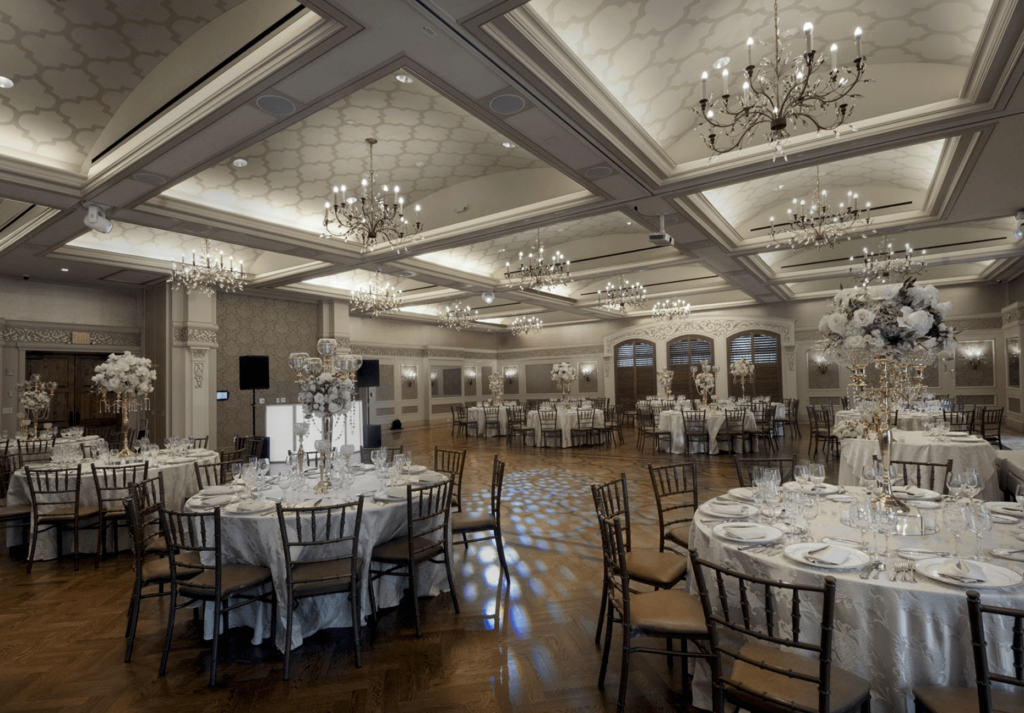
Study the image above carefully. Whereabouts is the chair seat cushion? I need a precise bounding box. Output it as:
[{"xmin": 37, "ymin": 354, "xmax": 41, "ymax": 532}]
[
  {"xmin": 36, "ymin": 505, "xmax": 100, "ymax": 521},
  {"xmin": 913, "ymin": 685, "xmax": 1024, "ymax": 713},
  {"xmin": 291, "ymin": 558, "xmax": 358, "ymax": 597},
  {"xmin": 372, "ymin": 535, "xmax": 443, "ymax": 563},
  {"xmin": 179, "ymin": 563, "xmax": 272, "ymax": 598},
  {"xmin": 728, "ymin": 641, "xmax": 870, "ymax": 713},
  {"xmin": 451, "ymin": 511, "xmax": 496, "ymax": 533},
  {"xmin": 625, "ymin": 548, "xmax": 688, "ymax": 587},
  {"xmin": 628, "ymin": 589, "xmax": 707, "ymax": 636},
  {"xmin": 665, "ymin": 527, "xmax": 690, "ymax": 549},
  {"xmin": 141, "ymin": 551, "xmax": 201, "ymax": 583},
  {"xmin": 0, "ymin": 504, "xmax": 32, "ymax": 520}
]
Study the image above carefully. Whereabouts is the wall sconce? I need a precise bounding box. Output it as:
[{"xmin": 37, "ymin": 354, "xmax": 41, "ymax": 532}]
[
  {"xmin": 580, "ymin": 363, "xmax": 595, "ymax": 382},
  {"xmin": 963, "ymin": 345, "xmax": 984, "ymax": 369},
  {"xmin": 430, "ymin": 369, "xmax": 437, "ymax": 383},
  {"xmin": 465, "ymin": 367, "xmax": 476, "ymax": 385},
  {"xmin": 813, "ymin": 354, "xmax": 830, "ymax": 374},
  {"xmin": 503, "ymin": 366, "xmax": 517, "ymax": 383},
  {"xmin": 401, "ymin": 366, "xmax": 417, "ymax": 387}
]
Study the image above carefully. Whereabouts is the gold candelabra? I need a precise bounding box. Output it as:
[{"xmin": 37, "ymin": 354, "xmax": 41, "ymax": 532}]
[
  {"xmin": 18, "ymin": 374, "xmax": 57, "ymax": 438},
  {"xmin": 100, "ymin": 389, "xmax": 150, "ymax": 457}
]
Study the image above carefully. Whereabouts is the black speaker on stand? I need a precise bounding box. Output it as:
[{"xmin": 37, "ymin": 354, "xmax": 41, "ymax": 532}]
[{"xmin": 239, "ymin": 356, "xmax": 270, "ymax": 445}]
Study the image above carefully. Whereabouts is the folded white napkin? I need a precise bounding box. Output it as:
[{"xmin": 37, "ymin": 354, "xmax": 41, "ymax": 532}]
[
  {"xmin": 230, "ymin": 501, "xmax": 275, "ymax": 513},
  {"xmin": 193, "ymin": 493, "xmax": 234, "ymax": 507},
  {"xmin": 722, "ymin": 524, "xmax": 763, "ymax": 540},
  {"xmin": 709, "ymin": 502, "xmax": 751, "ymax": 516},
  {"xmin": 802, "ymin": 545, "xmax": 850, "ymax": 566},
  {"xmin": 201, "ymin": 485, "xmax": 235, "ymax": 495},
  {"xmin": 892, "ymin": 486, "xmax": 940, "ymax": 501},
  {"xmin": 936, "ymin": 558, "xmax": 987, "ymax": 583}
]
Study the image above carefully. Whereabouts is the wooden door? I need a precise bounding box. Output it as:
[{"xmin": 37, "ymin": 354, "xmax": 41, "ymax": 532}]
[
  {"xmin": 25, "ymin": 354, "xmax": 72, "ymax": 427},
  {"xmin": 25, "ymin": 352, "xmax": 117, "ymax": 427},
  {"xmin": 74, "ymin": 354, "xmax": 110, "ymax": 424}
]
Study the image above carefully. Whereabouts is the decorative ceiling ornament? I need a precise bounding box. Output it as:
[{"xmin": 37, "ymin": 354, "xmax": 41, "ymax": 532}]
[
  {"xmin": 351, "ymin": 268, "xmax": 402, "ymax": 317},
  {"xmin": 596, "ymin": 276, "xmax": 647, "ymax": 313},
  {"xmin": 509, "ymin": 314, "xmax": 543, "ymax": 336},
  {"xmin": 169, "ymin": 239, "xmax": 246, "ymax": 294},
  {"xmin": 695, "ymin": 0, "xmax": 866, "ymax": 158},
  {"xmin": 850, "ymin": 241, "xmax": 926, "ymax": 286},
  {"xmin": 652, "ymin": 298, "xmax": 692, "ymax": 322},
  {"xmin": 438, "ymin": 301, "xmax": 477, "ymax": 331},
  {"xmin": 503, "ymin": 232, "xmax": 571, "ymax": 291},
  {"xmin": 321, "ymin": 138, "xmax": 423, "ymax": 253},
  {"xmin": 769, "ymin": 166, "xmax": 871, "ymax": 249}
]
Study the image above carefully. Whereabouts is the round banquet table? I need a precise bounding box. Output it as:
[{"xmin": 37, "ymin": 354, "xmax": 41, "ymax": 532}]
[
  {"xmin": 466, "ymin": 405, "xmax": 508, "ymax": 436},
  {"xmin": 838, "ymin": 429, "xmax": 999, "ymax": 500},
  {"xmin": 186, "ymin": 466, "xmax": 452, "ymax": 652},
  {"xmin": 6, "ymin": 449, "xmax": 220, "ymax": 559},
  {"xmin": 690, "ymin": 488, "xmax": 1024, "ymax": 713},
  {"xmin": 525, "ymin": 408, "xmax": 604, "ymax": 447},
  {"xmin": 658, "ymin": 408, "xmax": 763, "ymax": 455},
  {"xmin": 836, "ymin": 410, "xmax": 942, "ymax": 432}
]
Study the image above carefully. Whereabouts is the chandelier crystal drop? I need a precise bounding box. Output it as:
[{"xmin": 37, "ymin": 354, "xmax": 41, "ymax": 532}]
[
  {"xmin": 695, "ymin": 0, "xmax": 866, "ymax": 157},
  {"xmin": 351, "ymin": 268, "xmax": 402, "ymax": 317},
  {"xmin": 652, "ymin": 298, "xmax": 692, "ymax": 321},
  {"xmin": 438, "ymin": 301, "xmax": 477, "ymax": 331},
  {"xmin": 321, "ymin": 138, "xmax": 423, "ymax": 253},
  {"xmin": 769, "ymin": 166, "xmax": 871, "ymax": 249},
  {"xmin": 503, "ymin": 234, "xmax": 571, "ymax": 291},
  {"xmin": 596, "ymin": 276, "xmax": 647, "ymax": 313},
  {"xmin": 169, "ymin": 239, "xmax": 246, "ymax": 294},
  {"xmin": 850, "ymin": 241, "xmax": 926, "ymax": 286},
  {"xmin": 510, "ymin": 314, "xmax": 543, "ymax": 336}
]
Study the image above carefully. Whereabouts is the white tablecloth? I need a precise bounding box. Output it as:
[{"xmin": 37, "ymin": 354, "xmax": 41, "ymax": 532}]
[
  {"xmin": 838, "ymin": 430, "xmax": 999, "ymax": 499},
  {"xmin": 836, "ymin": 410, "xmax": 942, "ymax": 432},
  {"xmin": 7, "ymin": 449, "xmax": 219, "ymax": 559},
  {"xmin": 525, "ymin": 409, "xmax": 605, "ymax": 448},
  {"xmin": 188, "ymin": 468, "xmax": 451, "ymax": 651},
  {"xmin": 690, "ymin": 491, "xmax": 1024, "ymax": 713},
  {"xmin": 659, "ymin": 409, "xmax": 761, "ymax": 455},
  {"xmin": 466, "ymin": 406, "xmax": 508, "ymax": 436}
]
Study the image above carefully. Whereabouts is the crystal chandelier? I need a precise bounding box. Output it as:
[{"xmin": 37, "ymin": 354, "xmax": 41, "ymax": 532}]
[
  {"xmin": 695, "ymin": 0, "xmax": 866, "ymax": 157},
  {"xmin": 596, "ymin": 276, "xmax": 647, "ymax": 313},
  {"xmin": 769, "ymin": 166, "xmax": 871, "ymax": 249},
  {"xmin": 169, "ymin": 239, "xmax": 246, "ymax": 294},
  {"xmin": 510, "ymin": 314, "xmax": 543, "ymax": 336},
  {"xmin": 438, "ymin": 301, "xmax": 477, "ymax": 331},
  {"xmin": 321, "ymin": 138, "xmax": 423, "ymax": 252},
  {"xmin": 850, "ymin": 241, "xmax": 926, "ymax": 286},
  {"xmin": 503, "ymin": 234, "xmax": 571, "ymax": 291},
  {"xmin": 652, "ymin": 298, "xmax": 691, "ymax": 321},
  {"xmin": 351, "ymin": 268, "xmax": 402, "ymax": 317}
]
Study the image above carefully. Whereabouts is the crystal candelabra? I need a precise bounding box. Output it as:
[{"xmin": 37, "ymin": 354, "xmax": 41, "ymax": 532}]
[
  {"xmin": 503, "ymin": 238, "xmax": 571, "ymax": 291},
  {"xmin": 17, "ymin": 374, "xmax": 56, "ymax": 439},
  {"xmin": 691, "ymin": 360, "xmax": 720, "ymax": 409},
  {"xmin": 169, "ymin": 239, "xmax": 246, "ymax": 294},
  {"xmin": 99, "ymin": 389, "xmax": 150, "ymax": 457},
  {"xmin": 351, "ymin": 268, "xmax": 402, "ymax": 317},
  {"xmin": 596, "ymin": 276, "xmax": 647, "ymax": 313},
  {"xmin": 652, "ymin": 298, "xmax": 691, "ymax": 321},
  {"xmin": 768, "ymin": 166, "xmax": 870, "ymax": 249}
]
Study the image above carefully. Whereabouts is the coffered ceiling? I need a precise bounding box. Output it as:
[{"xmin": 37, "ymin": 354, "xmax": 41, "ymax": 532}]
[{"xmin": 1, "ymin": 0, "xmax": 1023, "ymax": 334}]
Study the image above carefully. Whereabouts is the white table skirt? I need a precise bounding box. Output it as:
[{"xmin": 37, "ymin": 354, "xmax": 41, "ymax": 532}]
[
  {"xmin": 525, "ymin": 409, "xmax": 605, "ymax": 447},
  {"xmin": 190, "ymin": 469, "xmax": 450, "ymax": 652},
  {"xmin": 836, "ymin": 410, "xmax": 942, "ymax": 432},
  {"xmin": 7, "ymin": 449, "xmax": 219, "ymax": 559},
  {"xmin": 690, "ymin": 491, "xmax": 1024, "ymax": 713},
  {"xmin": 838, "ymin": 431, "xmax": 999, "ymax": 499},
  {"xmin": 466, "ymin": 406, "xmax": 508, "ymax": 436},
  {"xmin": 659, "ymin": 409, "xmax": 761, "ymax": 455}
]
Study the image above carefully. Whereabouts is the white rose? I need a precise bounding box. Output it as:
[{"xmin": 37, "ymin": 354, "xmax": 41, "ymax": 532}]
[
  {"xmin": 934, "ymin": 301, "xmax": 951, "ymax": 318},
  {"xmin": 850, "ymin": 309, "xmax": 874, "ymax": 329},
  {"xmin": 845, "ymin": 334, "xmax": 866, "ymax": 349},
  {"xmin": 826, "ymin": 312, "xmax": 848, "ymax": 335},
  {"xmin": 898, "ymin": 307, "xmax": 933, "ymax": 338}
]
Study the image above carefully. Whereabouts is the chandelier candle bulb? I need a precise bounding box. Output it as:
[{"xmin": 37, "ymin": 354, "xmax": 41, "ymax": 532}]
[
  {"xmin": 804, "ymin": 22, "xmax": 813, "ymax": 54},
  {"xmin": 830, "ymin": 43, "xmax": 838, "ymax": 73},
  {"xmin": 701, "ymin": 71, "xmax": 708, "ymax": 100},
  {"xmin": 747, "ymin": 37, "xmax": 754, "ymax": 68},
  {"xmin": 855, "ymin": 27, "xmax": 863, "ymax": 59},
  {"xmin": 722, "ymin": 68, "xmax": 729, "ymax": 96}
]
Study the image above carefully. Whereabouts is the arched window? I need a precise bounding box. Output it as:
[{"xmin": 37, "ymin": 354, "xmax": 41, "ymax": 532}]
[
  {"xmin": 614, "ymin": 339, "xmax": 656, "ymax": 405},
  {"xmin": 667, "ymin": 335, "xmax": 714, "ymax": 400},
  {"xmin": 727, "ymin": 330, "xmax": 782, "ymax": 401}
]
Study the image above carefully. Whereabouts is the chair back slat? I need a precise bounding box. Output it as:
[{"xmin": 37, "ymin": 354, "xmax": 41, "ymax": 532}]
[
  {"xmin": 160, "ymin": 508, "xmax": 218, "ymax": 593},
  {"xmin": 597, "ymin": 516, "xmax": 630, "ymax": 627},
  {"xmin": 406, "ymin": 480, "xmax": 453, "ymax": 560},
  {"xmin": 92, "ymin": 463, "xmax": 148, "ymax": 513},
  {"xmin": 25, "ymin": 465, "xmax": 82, "ymax": 508},
  {"xmin": 277, "ymin": 498, "xmax": 363, "ymax": 572},
  {"xmin": 538, "ymin": 410, "xmax": 558, "ymax": 429},
  {"xmin": 489, "ymin": 456, "xmax": 505, "ymax": 517},
  {"xmin": 734, "ymin": 456, "xmax": 797, "ymax": 487},
  {"xmin": 195, "ymin": 461, "xmax": 230, "ymax": 490},
  {"xmin": 591, "ymin": 474, "xmax": 631, "ymax": 551},
  {"xmin": 967, "ymin": 590, "xmax": 1024, "ymax": 708},
  {"xmin": 648, "ymin": 461, "xmax": 698, "ymax": 551}
]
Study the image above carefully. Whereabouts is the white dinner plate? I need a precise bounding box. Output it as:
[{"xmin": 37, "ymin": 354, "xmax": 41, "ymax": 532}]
[
  {"xmin": 914, "ymin": 557, "xmax": 1023, "ymax": 588},
  {"xmin": 189, "ymin": 493, "xmax": 234, "ymax": 509},
  {"xmin": 782, "ymin": 482, "xmax": 840, "ymax": 495},
  {"xmin": 728, "ymin": 487, "xmax": 756, "ymax": 502},
  {"xmin": 700, "ymin": 501, "xmax": 758, "ymax": 519},
  {"xmin": 410, "ymin": 472, "xmax": 444, "ymax": 484},
  {"xmin": 783, "ymin": 543, "xmax": 870, "ymax": 570},
  {"xmin": 991, "ymin": 548, "xmax": 1024, "ymax": 563},
  {"xmin": 712, "ymin": 522, "xmax": 782, "ymax": 544},
  {"xmin": 225, "ymin": 501, "xmax": 276, "ymax": 515},
  {"xmin": 406, "ymin": 464, "xmax": 427, "ymax": 474},
  {"xmin": 986, "ymin": 502, "xmax": 1024, "ymax": 518},
  {"xmin": 201, "ymin": 485, "xmax": 235, "ymax": 495},
  {"xmin": 890, "ymin": 486, "xmax": 941, "ymax": 502}
]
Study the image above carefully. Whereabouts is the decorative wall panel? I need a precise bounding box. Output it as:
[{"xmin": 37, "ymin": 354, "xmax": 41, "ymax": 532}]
[
  {"xmin": 401, "ymin": 405, "xmax": 418, "ymax": 414},
  {"xmin": 807, "ymin": 354, "xmax": 839, "ymax": 390},
  {"xmin": 1008, "ymin": 338, "xmax": 1020, "ymax": 388},
  {"xmin": 1010, "ymin": 397, "xmax": 1021, "ymax": 414},
  {"xmin": 443, "ymin": 368, "xmax": 462, "ymax": 396},
  {"xmin": 378, "ymin": 363, "xmax": 395, "ymax": 401},
  {"xmin": 955, "ymin": 341, "xmax": 995, "ymax": 388},
  {"xmin": 578, "ymin": 361, "xmax": 598, "ymax": 393},
  {"xmin": 526, "ymin": 363, "xmax": 555, "ymax": 394},
  {"xmin": 400, "ymin": 365, "xmax": 417, "ymax": 401}
]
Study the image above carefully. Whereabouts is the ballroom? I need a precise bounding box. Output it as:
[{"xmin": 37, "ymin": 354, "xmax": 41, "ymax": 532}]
[{"xmin": 2, "ymin": 1, "xmax": 1024, "ymax": 711}]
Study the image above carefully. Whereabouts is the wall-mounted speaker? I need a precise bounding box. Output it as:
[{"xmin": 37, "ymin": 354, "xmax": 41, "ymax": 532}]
[{"xmin": 239, "ymin": 355, "xmax": 269, "ymax": 391}]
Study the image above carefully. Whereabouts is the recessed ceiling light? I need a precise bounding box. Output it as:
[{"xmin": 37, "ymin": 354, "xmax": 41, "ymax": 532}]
[
  {"xmin": 0, "ymin": 77, "xmax": 13, "ymax": 89},
  {"xmin": 627, "ymin": 221, "xmax": 632, "ymax": 225},
  {"xmin": 712, "ymin": 56, "xmax": 730, "ymax": 70},
  {"xmin": 395, "ymin": 74, "xmax": 413, "ymax": 84},
  {"xmin": 232, "ymin": 158, "xmax": 248, "ymax": 168},
  {"xmin": 502, "ymin": 141, "xmax": 516, "ymax": 148},
  {"xmin": 61, "ymin": 268, "xmax": 69, "ymax": 272}
]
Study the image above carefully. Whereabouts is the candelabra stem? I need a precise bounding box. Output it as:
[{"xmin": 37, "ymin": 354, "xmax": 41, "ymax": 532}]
[
  {"xmin": 871, "ymin": 356, "xmax": 909, "ymax": 513},
  {"xmin": 119, "ymin": 393, "xmax": 134, "ymax": 457}
]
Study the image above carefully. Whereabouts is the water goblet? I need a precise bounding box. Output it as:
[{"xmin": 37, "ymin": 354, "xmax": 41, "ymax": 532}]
[
  {"xmin": 802, "ymin": 494, "xmax": 820, "ymax": 539},
  {"xmin": 793, "ymin": 464, "xmax": 808, "ymax": 487},
  {"xmin": 808, "ymin": 464, "xmax": 826, "ymax": 492},
  {"xmin": 946, "ymin": 472, "xmax": 964, "ymax": 501},
  {"xmin": 967, "ymin": 502, "xmax": 992, "ymax": 561},
  {"xmin": 763, "ymin": 468, "xmax": 781, "ymax": 488},
  {"xmin": 942, "ymin": 500, "xmax": 968, "ymax": 559},
  {"xmin": 961, "ymin": 469, "xmax": 980, "ymax": 502},
  {"xmin": 873, "ymin": 505, "xmax": 897, "ymax": 557},
  {"xmin": 853, "ymin": 501, "xmax": 873, "ymax": 551}
]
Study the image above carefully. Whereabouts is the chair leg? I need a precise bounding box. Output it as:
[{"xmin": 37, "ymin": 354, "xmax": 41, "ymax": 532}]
[
  {"xmin": 409, "ymin": 562, "xmax": 422, "ymax": 637},
  {"xmin": 595, "ymin": 576, "xmax": 608, "ymax": 645},
  {"xmin": 282, "ymin": 591, "xmax": 293, "ymax": 680},
  {"xmin": 444, "ymin": 548, "xmax": 460, "ymax": 615},
  {"xmin": 597, "ymin": 601, "xmax": 615, "ymax": 690},
  {"xmin": 210, "ymin": 599, "xmax": 222, "ymax": 686},
  {"xmin": 124, "ymin": 579, "xmax": 142, "ymax": 662},
  {"xmin": 159, "ymin": 585, "xmax": 178, "ymax": 677},
  {"xmin": 353, "ymin": 577, "xmax": 362, "ymax": 668},
  {"xmin": 617, "ymin": 632, "xmax": 631, "ymax": 712},
  {"xmin": 26, "ymin": 519, "xmax": 39, "ymax": 574},
  {"xmin": 494, "ymin": 528, "xmax": 511, "ymax": 585}
]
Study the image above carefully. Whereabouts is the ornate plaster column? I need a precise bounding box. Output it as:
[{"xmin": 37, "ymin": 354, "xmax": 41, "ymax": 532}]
[
  {"xmin": 168, "ymin": 287, "xmax": 218, "ymax": 447},
  {"xmin": 1002, "ymin": 302, "xmax": 1023, "ymax": 430}
]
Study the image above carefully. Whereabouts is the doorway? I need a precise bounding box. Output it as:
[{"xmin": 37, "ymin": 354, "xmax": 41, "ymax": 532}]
[{"xmin": 25, "ymin": 352, "xmax": 118, "ymax": 429}]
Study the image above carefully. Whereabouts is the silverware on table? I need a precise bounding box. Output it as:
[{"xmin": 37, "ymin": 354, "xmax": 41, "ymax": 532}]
[
  {"xmin": 860, "ymin": 562, "xmax": 879, "ymax": 580},
  {"xmin": 873, "ymin": 562, "xmax": 886, "ymax": 580}
]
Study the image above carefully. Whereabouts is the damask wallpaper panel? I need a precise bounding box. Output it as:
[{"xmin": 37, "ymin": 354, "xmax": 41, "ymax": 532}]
[
  {"xmin": 378, "ymin": 363, "xmax": 395, "ymax": 401},
  {"xmin": 216, "ymin": 293, "xmax": 318, "ymax": 447}
]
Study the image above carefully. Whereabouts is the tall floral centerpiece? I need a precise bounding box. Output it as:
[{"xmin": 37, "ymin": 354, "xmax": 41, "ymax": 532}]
[
  {"xmin": 691, "ymin": 360, "xmax": 719, "ymax": 409},
  {"xmin": 488, "ymin": 373, "xmax": 504, "ymax": 405},
  {"xmin": 93, "ymin": 352, "xmax": 155, "ymax": 456},
  {"xmin": 551, "ymin": 362, "xmax": 577, "ymax": 405},
  {"xmin": 18, "ymin": 374, "xmax": 57, "ymax": 438},
  {"xmin": 657, "ymin": 369, "xmax": 674, "ymax": 399},
  {"xmin": 729, "ymin": 359, "xmax": 755, "ymax": 400},
  {"xmin": 289, "ymin": 339, "xmax": 361, "ymax": 495},
  {"xmin": 817, "ymin": 278, "xmax": 956, "ymax": 509}
]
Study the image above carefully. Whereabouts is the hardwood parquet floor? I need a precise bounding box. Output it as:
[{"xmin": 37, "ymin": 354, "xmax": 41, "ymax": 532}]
[{"xmin": 0, "ymin": 424, "xmax": 843, "ymax": 712}]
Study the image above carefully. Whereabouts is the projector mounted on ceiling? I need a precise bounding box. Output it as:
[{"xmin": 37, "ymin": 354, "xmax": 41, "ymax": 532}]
[{"xmin": 640, "ymin": 210, "xmax": 673, "ymax": 246}]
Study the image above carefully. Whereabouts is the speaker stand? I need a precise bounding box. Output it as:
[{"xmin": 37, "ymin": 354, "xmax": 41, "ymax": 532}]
[{"xmin": 250, "ymin": 389, "xmax": 257, "ymax": 438}]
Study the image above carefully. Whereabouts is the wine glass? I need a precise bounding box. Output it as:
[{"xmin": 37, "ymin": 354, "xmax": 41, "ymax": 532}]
[
  {"xmin": 946, "ymin": 472, "xmax": 964, "ymax": 501},
  {"xmin": 802, "ymin": 494, "xmax": 820, "ymax": 540},
  {"xmin": 873, "ymin": 506, "xmax": 897, "ymax": 557},
  {"xmin": 966, "ymin": 502, "xmax": 992, "ymax": 561},
  {"xmin": 961, "ymin": 469, "xmax": 980, "ymax": 502},
  {"xmin": 942, "ymin": 500, "xmax": 968, "ymax": 559},
  {"xmin": 809, "ymin": 464, "xmax": 826, "ymax": 492},
  {"xmin": 258, "ymin": 457, "xmax": 271, "ymax": 483},
  {"xmin": 853, "ymin": 501, "xmax": 873, "ymax": 550},
  {"xmin": 793, "ymin": 464, "xmax": 808, "ymax": 487}
]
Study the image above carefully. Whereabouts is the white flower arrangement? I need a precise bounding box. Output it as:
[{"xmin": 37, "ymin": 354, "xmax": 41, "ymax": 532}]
[
  {"xmin": 297, "ymin": 373, "xmax": 356, "ymax": 419},
  {"xmin": 833, "ymin": 419, "xmax": 868, "ymax": 440},
  {"xmin": 488, "ymin": 373, "xmax": 504, "ymax": 397},
  {"xmin": 657, "ymin": 369, "xmax": 674, "ymax": 390},
  {"xmin": 19, "ymin": 387, "xmax": 51, "ymax": 412},
  {"xmin": 550, "ymin": 362, "xmax": 577, "ymax": 386},
  {"xmin": 817, "ymin": 278, "xmax": 956, "ymax": 365},
  {"xmin": 92, "ymin": 352, "xmax": 156, "ymax": 395},
  {"xmin": 730, "ymin": 359, "xmax": 754, "ymax": 378}
]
